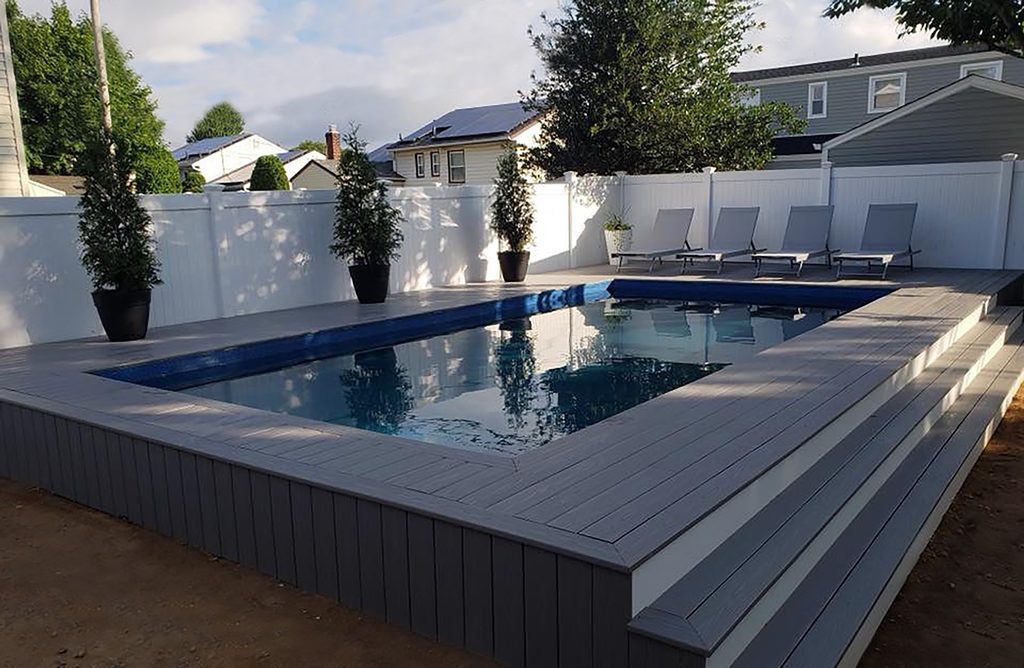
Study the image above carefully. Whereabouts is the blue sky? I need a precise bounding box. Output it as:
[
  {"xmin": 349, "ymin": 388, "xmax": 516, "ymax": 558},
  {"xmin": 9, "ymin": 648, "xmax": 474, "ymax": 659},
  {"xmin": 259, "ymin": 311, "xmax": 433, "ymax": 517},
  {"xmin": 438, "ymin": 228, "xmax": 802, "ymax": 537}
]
[{"xmin": 15, "ymin": 1, "xmax": 940, "ymax": 151}]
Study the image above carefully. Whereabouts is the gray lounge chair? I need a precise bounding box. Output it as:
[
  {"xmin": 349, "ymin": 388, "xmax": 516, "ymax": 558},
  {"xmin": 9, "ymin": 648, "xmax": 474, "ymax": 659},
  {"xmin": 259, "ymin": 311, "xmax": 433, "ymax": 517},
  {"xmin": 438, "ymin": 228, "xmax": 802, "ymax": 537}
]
[
  {"xmin": 834, "ymin": 203, "xmax": 919, "ymax": 279},
  {"xmin": 611, "ymin": 208, "xmax": 695, "ymax": 273},
  {"xmin": 677, "ymin": 207, "xmax": 762, "ymax": 274},
  {"xmin": 751, "ymin": 205, "xmax": 835, "ymax": 277}
]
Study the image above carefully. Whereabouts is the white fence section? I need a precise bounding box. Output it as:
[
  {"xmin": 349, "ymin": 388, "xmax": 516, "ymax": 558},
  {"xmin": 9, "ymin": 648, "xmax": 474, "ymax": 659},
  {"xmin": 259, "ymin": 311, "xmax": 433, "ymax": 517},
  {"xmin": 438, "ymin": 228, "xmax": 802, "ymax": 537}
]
[{"xmin": 1, "ymin": 156, "xmax": 1023, "ymax": 348}]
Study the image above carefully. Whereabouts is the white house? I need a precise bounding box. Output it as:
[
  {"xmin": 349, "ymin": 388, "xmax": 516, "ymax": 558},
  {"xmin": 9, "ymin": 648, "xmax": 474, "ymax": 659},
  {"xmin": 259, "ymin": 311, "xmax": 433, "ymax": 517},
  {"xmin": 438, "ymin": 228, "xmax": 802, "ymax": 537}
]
[
  {"xmin": 211, "ymin": 149, "xmax": 326, "ymax": 190},
  {"xmin": 381, "ymin": 102, "xmax": 545, "ymax": 186},
  {"xmin": 172, "ymin": 133, "xmax": 288, "ymax": 184}
]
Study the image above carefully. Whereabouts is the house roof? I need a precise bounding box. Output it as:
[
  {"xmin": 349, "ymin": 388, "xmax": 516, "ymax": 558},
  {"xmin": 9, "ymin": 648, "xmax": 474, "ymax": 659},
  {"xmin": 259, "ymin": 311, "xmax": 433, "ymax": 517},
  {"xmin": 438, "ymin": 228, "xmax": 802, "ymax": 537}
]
[
  {"xmin": 212, "ymin": 150, "xmax": 311, "ymax": 185},
  {"xmin": 172, "ymin": 133, "xmax": 252, "ymax": 162},
  {"xmin": 29, "ymin": 174, "xmax": 86, "ymax": 194},
  {"xmin": 297, "ymin": 157, "xmax": 406, "ymax": 183},
  {"xmin": 822, "ymin": 74, "xmax": 1024, "ymax": 156},
  {"xmin": 387, "ymin": 102, "xmax": 541, "ymax": 150},
  {"xmin": 732, "ymin": 44, "xmax": 995, "ymax": 83}
]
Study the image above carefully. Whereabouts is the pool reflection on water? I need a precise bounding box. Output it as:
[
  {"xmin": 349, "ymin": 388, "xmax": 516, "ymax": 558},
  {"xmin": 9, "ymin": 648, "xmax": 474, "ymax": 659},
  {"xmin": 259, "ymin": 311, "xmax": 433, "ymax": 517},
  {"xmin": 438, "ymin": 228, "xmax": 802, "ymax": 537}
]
[{"xmin": 182, "ymin": 299, "xmax": 841, "ymax": 454}]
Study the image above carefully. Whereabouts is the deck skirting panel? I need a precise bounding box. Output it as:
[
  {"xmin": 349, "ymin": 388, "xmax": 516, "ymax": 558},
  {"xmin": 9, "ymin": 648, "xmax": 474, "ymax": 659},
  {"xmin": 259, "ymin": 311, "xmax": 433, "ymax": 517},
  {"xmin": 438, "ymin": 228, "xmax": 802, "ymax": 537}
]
[{"xmin": 0, "ymin": 401, "xmax": 632, "ymax": 668}]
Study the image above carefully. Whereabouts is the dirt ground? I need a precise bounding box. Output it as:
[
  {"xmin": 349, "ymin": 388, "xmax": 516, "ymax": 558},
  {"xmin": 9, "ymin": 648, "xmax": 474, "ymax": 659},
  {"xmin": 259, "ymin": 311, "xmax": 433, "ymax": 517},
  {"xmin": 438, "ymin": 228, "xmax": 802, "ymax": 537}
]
[
  {"xmin": 0, "ymin": 484, "xmax": 495, "ymax": 667},
  {"xmin": 2, "ymin": 396, "xmax": 1024, "ymax": 668},
  {"xmin": 861, "ymin": 390, "xmax": 1024, "ymax": 667}
]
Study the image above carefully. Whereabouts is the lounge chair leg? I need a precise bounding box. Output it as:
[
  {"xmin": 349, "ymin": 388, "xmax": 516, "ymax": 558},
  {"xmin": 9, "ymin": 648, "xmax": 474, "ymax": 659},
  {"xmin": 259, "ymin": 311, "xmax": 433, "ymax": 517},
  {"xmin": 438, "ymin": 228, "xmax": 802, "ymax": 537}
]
[
  {"xmin": 881, "ymin": 262, "xmax": 889, "ymax": 280},
  {"xmin": 616, "ymin": 256, "xmax": 623, "ymax": 273},
  {"xmin": 909, "ymin": 252, "xmax": 914, "ymax": 271},
  {"xmin": 754, "ymin": 259, "xmax": 761, "ymax": 278},
  {"xmin": 796, "ymin": 260, "xmax": 804, "ymax": 278},
  {"xmin": 836, "ymin": 261, "xmax": 842, "ymax": 280}
]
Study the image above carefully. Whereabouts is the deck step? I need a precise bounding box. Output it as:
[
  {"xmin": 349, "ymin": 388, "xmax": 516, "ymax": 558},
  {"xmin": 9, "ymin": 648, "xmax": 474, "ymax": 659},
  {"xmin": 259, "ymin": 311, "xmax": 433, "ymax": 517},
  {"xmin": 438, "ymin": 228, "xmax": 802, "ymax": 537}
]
[{"xmin": 627, "ymin": 308, "xmax": 1024, "ymax": 667}]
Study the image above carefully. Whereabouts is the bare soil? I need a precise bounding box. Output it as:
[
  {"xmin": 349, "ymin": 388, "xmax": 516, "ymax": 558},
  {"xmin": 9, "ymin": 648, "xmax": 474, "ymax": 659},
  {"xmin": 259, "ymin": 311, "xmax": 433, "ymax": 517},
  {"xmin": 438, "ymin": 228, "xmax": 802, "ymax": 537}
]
[
  {"xmin": 861, "ymin": 388, "xmax": 1024, "ymax": 667},
  {"xmin": 0, "ymin": 480, "xmax": 495, "ymax": 668},
  {"xmin": 2, "ymin": 390, "xmax": 1024, "ymax": 668}
]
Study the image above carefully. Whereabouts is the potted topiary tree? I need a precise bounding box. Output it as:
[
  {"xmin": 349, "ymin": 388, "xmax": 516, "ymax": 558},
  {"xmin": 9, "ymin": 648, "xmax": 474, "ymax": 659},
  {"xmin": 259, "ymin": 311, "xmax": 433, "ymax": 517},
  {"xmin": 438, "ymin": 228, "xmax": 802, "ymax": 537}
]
[
  {"xmin": 78, "ymin": 132, "xmax": 162, "ymax": 341},
  {"xmin": 603, "ymin": 213, "xmax": 633, "ymax": 265},
  {"xmin": 331, "ymin": 129, "xmax": 404, "ymax": 304},
  {"xmin": 490, "ymin": 146, "xmax": 534, "ymax": 282}
]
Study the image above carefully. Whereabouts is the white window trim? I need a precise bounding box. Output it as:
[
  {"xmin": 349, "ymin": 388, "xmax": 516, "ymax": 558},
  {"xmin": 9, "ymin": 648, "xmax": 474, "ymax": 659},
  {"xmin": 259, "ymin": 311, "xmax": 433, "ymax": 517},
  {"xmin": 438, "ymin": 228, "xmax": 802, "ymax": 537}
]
[
  {"xmin": 429, "ymin": 151, "xmax": 440, "ymax": 177},
  {"xmin": 414, "ymin": 152, "xmax": 425, "ymax": 178},
  {"xmin": 867, "ymin": 72, "xmax": 907, "ymax": 114},
  {"xmin": 447, "ymin": 150, "xmax": 466, "ymax": 184},
  {"xmin": 960, "ymin": 60, "xmax": 1003, "ymax": 81},
  {"xmin": 807, "ymin": 81, "xmax": 827, "ymax": 119}
]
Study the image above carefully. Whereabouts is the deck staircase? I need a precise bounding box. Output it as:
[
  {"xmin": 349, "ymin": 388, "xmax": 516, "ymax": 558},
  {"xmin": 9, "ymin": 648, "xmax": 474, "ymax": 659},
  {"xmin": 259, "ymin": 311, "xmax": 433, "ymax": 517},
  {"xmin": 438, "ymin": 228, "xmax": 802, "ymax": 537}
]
[{"xmin": 627, "ymin": 303, "xmax": 1024, "ymax": 667}]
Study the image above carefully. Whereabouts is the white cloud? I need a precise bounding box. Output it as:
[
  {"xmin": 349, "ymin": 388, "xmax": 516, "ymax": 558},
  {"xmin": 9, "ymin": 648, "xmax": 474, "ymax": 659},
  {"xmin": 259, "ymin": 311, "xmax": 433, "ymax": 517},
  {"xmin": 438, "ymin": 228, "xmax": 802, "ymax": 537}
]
[{"xmin": 15, "ymin": 0, "xmax": 265, "ymax": 64}]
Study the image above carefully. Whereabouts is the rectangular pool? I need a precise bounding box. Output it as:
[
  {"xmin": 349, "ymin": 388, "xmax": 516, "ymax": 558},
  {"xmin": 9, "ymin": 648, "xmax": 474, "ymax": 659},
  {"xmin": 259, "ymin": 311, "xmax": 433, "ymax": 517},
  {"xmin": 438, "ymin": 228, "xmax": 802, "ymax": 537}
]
[{"xmin": 97, "ymin": 281, "xmax": 886, "ymax": 455}]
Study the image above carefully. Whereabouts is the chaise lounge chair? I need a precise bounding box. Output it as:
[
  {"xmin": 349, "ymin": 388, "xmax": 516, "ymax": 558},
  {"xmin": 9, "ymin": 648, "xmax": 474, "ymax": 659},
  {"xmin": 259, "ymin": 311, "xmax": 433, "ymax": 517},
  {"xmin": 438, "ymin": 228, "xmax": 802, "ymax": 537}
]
[
  {"xmin": 676, "ymin": 207, "xmax": 762, "ymax": 274},
  {"xmin": 834, "ymin": 203, "xmax": 919, "ymax": 279},
  {"xmin": 751, "ymin": 205, "xmax": 835, "ymax": 278},
  {"xmin": 611, "ymin": 208, "xmax": 695, "ymax": 273}
]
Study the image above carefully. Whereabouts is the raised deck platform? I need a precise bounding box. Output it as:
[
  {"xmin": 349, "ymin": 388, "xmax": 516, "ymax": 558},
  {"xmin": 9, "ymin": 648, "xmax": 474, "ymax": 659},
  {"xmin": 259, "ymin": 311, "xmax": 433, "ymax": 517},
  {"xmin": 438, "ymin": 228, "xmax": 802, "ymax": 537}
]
[{"xmin": 1, "ymin": 265, "xmax": 1022, "ymax": 667}]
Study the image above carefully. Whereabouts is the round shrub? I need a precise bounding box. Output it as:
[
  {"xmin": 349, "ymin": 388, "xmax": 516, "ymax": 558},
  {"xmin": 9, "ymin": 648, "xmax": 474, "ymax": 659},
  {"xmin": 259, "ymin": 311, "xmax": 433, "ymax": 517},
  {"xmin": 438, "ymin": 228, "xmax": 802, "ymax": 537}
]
[
  {"xmin": 249, "ymin": 155, "xmax": 290, "ymax": 191},
  {"xmin": 182, "ymin": 170, "xmax": 205, "ymax": 193},
  {"xmin": 133, "ymin": 146, "xmax": 181, "ymax": 194}
]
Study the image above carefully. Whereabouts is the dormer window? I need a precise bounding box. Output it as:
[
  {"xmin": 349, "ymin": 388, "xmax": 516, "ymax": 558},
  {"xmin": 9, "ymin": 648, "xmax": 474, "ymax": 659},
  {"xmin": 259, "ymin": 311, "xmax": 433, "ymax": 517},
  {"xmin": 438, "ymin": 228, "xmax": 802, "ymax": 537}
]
[
  {"xmin": 960, "ymin": 61, "xmax": 1003, "ymax": 81},
  {"xmin": 807, "ymin": 82, "xmax": 827, "ymax": 119},
  {"xmin": 868, "ymin": 73, "xmax": 906, "ymax": 113}
]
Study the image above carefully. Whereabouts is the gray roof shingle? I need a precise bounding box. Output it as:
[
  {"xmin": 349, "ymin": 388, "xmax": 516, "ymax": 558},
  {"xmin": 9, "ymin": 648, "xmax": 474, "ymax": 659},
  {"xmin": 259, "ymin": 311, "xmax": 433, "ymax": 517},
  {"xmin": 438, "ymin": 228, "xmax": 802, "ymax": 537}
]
[
  {"xmin": 731, "ymin": 44, "xmax": 994, "ymax": 83},
  {"xmin": 172, "ymin": 134, "xmax": 252, "ymax": 162}
]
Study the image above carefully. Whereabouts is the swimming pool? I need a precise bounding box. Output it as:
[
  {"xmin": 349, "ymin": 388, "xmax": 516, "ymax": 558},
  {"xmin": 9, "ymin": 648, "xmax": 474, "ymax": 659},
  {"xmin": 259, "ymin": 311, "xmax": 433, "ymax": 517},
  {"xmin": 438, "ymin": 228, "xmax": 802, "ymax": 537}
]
[{"xmin": 97, "ymin": 281, "xmax": 886, "ymax": 454}]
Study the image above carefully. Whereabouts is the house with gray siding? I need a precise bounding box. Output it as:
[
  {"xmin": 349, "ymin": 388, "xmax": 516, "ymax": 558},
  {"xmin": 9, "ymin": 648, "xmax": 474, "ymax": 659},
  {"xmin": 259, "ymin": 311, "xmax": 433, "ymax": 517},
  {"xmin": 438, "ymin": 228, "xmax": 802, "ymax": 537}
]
[{"xmin": 732, "ymin": 45, "xmax": 1024, "ymax": 168}]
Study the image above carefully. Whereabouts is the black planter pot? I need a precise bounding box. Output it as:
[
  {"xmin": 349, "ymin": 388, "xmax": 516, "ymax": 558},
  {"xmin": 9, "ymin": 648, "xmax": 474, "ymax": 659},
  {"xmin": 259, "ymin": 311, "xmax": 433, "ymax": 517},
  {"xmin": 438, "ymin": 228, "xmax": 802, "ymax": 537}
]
[
  {"xmin": 498, "ymin": 251, "xmax": 530, "ymax": 283},
  {"xmin": 350, "ymin": 264, "xmax": 391, "ymax": 304},
  {"xmin": 92, "ymin": 288, "xmax": 152, "ymax": 342}
]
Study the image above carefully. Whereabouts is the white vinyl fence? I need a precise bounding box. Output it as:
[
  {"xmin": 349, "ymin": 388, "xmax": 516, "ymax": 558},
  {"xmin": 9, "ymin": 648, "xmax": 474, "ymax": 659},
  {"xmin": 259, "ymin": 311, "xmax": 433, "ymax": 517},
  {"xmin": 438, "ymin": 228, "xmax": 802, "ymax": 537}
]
[{"xmin": 0, "ymin": 157, "xmax": 1022, "ymax": 348}]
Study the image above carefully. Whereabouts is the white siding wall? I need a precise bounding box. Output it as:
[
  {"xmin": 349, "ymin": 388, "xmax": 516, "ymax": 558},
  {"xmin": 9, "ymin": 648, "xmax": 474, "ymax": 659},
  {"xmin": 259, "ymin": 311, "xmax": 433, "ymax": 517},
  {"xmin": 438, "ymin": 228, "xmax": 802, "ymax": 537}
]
[
  {"xmin": 0, "ymin": 10, "xmax": 29, "ymax": 196},
  {"xmin": 191, "ymin": 135, "xmax": 288, "ymax": 182}
]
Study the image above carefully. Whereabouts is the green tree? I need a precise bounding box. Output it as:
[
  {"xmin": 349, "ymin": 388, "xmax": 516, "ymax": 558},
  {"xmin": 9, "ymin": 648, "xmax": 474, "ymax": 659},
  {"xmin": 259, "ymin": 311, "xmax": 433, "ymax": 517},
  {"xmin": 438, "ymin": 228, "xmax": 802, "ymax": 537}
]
[
  {"xmin": 132, "ymin": 146, "xmax": 181, "ymax": 194},
  {"xmin": 293, "ymin": 139, "xmax": 327, "ymax": 153},
  {"xmin": 182, "ymin": 170, "xmax": 205, "ymax": 193},
  {"xmin": 6, "ymin": 0, "xmax": 167, "ymax": 176},
  {"xmin": 77, "ymin": 131, "xmax": 162, "ymax": 291},
  {"xmin": 824, "ymin": 1, "xmax": 1024, "ymax": 54},
  {"xmin": 331, "ymin": 129, "xmax": 404, "ymax": 266},
  {"xmin": 186, "ymin": 102, "xmax": 245, "ymax": 143},
  {"xmin": 524, "ymin": 0, "xmax": 803, "ymax": 176},
  {"xmin": 249, "ymin": 155, "xmax": 290, "ymax": 190}
]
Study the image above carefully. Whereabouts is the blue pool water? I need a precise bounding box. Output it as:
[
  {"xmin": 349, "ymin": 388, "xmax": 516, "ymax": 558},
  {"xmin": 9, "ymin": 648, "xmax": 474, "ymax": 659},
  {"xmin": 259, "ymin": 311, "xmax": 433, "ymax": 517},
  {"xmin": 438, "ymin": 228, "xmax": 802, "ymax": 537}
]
[{"xmin": 179, "ymin": 298, "xmax": 842, "ymax": 454}]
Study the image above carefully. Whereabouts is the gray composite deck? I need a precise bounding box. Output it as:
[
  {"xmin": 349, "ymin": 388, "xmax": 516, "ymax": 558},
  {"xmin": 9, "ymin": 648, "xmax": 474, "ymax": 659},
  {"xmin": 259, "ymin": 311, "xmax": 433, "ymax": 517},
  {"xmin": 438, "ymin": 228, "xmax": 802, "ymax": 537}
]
[{"xmin": 0, "ymin": 263, "xmax": 1021, "ymax": 667}]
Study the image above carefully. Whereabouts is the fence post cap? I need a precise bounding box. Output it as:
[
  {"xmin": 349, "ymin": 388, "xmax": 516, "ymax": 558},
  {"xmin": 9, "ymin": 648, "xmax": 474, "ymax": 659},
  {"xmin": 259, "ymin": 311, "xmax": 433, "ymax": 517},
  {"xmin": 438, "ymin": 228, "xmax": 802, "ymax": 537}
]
[
  {"xmin": 563, "ymin": 171, "xmax": 577, "ymax": 183},
  {"xmin": 613, "ymin": 170, "xmax": 627, "ymax": 177},
  {"xmin": 1001, "ymin": 153, "xmax": 1019, "ymax": 162},
  {"xmin": 821, "ymin": 160, "xmax": 834, "ymax": 168},
  {"xmin": 702, "ymin": 166, "xmax": 716, "ymax": 174}
]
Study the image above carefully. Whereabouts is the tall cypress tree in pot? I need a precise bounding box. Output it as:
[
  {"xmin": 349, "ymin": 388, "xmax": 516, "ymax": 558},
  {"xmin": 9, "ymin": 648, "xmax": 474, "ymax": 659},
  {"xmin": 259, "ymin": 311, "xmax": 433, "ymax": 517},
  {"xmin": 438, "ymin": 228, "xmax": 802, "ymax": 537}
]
[
  {"xmin": 331, "ymin": 129, "xmax": 404, "ymax": 304},
  {"xmin": 77, "ymin": 131, "xmax": 162, "ymax": 341},
  {"xmin": 490, "ymin": 146, "xmax": 534, "ymax": 282}
]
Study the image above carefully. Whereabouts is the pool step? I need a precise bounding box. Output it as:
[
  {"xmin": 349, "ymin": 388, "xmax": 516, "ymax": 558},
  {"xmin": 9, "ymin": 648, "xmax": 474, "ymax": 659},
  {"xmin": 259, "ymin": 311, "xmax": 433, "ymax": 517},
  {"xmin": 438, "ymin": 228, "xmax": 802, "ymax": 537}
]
[{"xmin": 627, "ymin": 307, "xmax": 1024, "ymax": 667}]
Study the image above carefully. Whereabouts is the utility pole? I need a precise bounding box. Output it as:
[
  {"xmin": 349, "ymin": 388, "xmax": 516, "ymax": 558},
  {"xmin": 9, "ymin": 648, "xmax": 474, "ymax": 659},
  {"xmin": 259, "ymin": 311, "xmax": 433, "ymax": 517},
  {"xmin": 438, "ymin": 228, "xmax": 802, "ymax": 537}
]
[{"xmin": 89, "ymin": 0, "xmax": 112, "ymax": 134}]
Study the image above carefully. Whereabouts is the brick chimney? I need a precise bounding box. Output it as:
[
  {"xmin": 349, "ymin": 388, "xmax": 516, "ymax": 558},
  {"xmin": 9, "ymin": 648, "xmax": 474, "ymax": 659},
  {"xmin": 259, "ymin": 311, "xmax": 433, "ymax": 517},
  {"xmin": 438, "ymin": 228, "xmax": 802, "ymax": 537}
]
[{"xmin": 325, "ymin": 124, "xmax": 341, "ymax": 160}]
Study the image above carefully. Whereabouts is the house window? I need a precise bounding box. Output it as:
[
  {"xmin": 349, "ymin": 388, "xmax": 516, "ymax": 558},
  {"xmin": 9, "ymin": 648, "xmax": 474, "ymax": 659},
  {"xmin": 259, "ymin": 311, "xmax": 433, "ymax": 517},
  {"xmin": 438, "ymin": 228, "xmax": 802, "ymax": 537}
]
[
  {"xmin": 807, "ymin": 82, "xmax": 827, "ymax": 119},
  {"xmin": 448, "ymin": 150, "xmax": 466, "ymax": 184},
  {"xmin": 740, "ymin": 88, "xmax": 760, "ymax": 107},
  {"xmin": 430, "ymin": 151, "xmax": 440, "ymax": 177},
  {"xmin": 868, "ymin": 73, "xmax": 906, "ymax": 113},
  {"xmin": 960, "ymin": 60, "xmax": 1003, "ymax": 81},
  {"xmin": 414, "ymin": 153, "xmax": 425, "ymax": 178}
]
